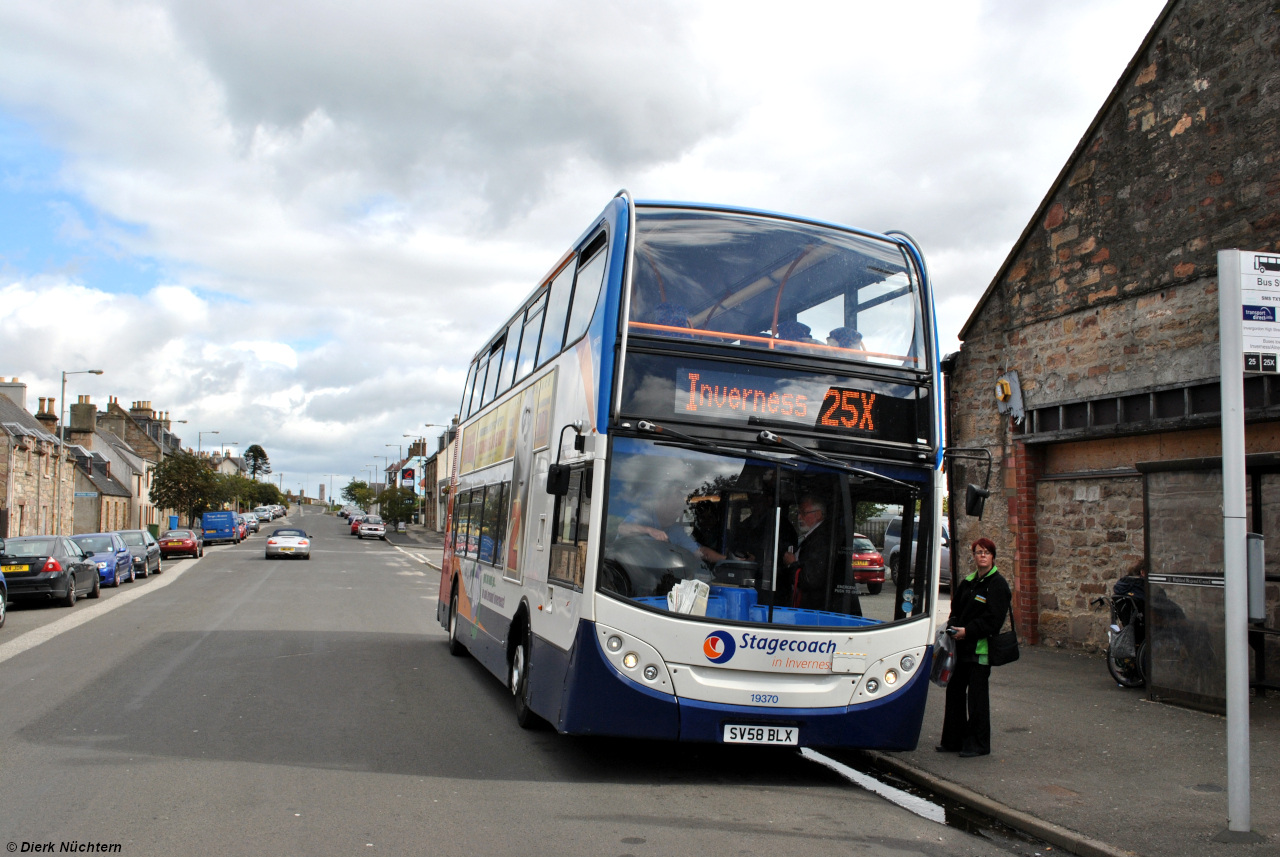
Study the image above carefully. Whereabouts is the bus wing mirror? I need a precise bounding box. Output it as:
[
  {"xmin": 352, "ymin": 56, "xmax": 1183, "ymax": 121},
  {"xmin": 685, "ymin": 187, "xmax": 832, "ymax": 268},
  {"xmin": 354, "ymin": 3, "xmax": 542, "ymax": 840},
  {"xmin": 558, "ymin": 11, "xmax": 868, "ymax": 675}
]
[
  {"xmin": 965, "ymin": 484, "xmax": 990, "ymax": 519},
  {"xmin": 546, "ymin": 463, "xmax": 571, "ymax": 496}
]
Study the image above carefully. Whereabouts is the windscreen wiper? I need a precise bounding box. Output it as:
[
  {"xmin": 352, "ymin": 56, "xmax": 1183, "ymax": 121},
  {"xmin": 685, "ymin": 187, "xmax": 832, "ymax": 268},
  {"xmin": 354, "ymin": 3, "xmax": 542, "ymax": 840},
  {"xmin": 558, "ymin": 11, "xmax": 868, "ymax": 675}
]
[
  {"xmin": 636, "ymin": 420, "xmax": 793, "ymax": 466},
  {"xmin": 756, "ymin": 430, "xmax": 913, "ymax": 489}
]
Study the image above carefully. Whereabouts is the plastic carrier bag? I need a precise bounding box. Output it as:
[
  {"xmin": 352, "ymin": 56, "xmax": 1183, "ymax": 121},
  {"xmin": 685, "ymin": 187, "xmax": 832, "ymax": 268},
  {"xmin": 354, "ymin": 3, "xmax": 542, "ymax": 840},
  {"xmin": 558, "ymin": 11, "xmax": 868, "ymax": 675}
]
[
  {"xmin": 930, "ymin": 629, "xmax": 956, "ymax": 688},
  {"xmin": 668, "ymin": 579, "xmax": 710, "ymax": 616}
]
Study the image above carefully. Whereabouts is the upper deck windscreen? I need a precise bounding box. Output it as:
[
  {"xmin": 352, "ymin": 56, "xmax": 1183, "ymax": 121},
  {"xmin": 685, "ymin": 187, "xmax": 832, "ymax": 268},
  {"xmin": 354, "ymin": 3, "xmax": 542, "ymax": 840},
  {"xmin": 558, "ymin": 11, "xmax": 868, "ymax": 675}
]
[{"xmin": 630, "ymin": 209, "xmax": 924, "ymax": 368}]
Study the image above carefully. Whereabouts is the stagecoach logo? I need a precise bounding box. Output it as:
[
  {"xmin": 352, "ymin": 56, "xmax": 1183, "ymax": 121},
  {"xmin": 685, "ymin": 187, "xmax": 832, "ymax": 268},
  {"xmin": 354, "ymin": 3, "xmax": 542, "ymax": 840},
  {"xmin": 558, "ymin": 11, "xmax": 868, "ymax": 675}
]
[{"xmin": 703, "ymin": 630, "xmax": 736, "ymax": 664}]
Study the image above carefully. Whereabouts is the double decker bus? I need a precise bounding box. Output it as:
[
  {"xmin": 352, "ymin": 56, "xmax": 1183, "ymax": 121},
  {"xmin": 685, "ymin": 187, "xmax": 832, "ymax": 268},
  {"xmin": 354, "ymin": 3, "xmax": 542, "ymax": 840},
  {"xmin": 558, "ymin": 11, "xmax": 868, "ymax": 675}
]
[{"xmin": 437, "ymin": 192, "xmax": 946, "ymax": 748}]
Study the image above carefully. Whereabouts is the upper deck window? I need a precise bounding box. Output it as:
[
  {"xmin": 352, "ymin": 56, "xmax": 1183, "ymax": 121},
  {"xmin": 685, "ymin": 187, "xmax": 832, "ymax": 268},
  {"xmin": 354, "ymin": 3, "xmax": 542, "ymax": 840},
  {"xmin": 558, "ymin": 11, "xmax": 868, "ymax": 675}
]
[{"xmin": 630, "ymin": 209, "xmax": 924, "ymax": 369}]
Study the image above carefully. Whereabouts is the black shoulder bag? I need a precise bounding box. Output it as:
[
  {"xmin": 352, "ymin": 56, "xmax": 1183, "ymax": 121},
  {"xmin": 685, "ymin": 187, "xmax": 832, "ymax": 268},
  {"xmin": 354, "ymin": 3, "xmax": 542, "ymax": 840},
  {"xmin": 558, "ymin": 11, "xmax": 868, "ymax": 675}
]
[{"xmin": 988, "ymin": 602, "xmax": 1020, "ymax": 667}]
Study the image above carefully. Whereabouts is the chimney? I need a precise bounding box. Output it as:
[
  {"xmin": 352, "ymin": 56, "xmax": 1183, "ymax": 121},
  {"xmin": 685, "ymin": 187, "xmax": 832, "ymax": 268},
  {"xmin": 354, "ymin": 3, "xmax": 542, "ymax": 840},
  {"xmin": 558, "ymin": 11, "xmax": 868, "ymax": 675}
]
[
  {"xmin": 129, "ymin": 400, "xmax": 155, "ymax": 420},
  {"xmin": 35, "ymin": 398, "xmax": 58, "ymax": 433},
  {"xmin": 99, "ymin": 408, "xmax": 127, "ymax": 440},
  {"xmin": 0, "ymin": 377, "xmax": 27, "ymax": 410},
  {"xmin": 70, "ymin": 395, "xmax": 98, "ymax": 434}
]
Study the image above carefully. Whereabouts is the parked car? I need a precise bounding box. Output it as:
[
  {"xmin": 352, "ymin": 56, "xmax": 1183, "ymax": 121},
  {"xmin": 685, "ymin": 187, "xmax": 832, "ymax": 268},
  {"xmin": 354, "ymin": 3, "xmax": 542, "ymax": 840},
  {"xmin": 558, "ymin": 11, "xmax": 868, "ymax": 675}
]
[
  {"xmin": 233, "ymin": 515, "xmax": 250, "ymax": 539},
  {"xmin": 0, "ymin": 566, "xmax": 7, "ymax": 627},
  {"xmin": 159, "ymin": 529, "xmax": 204, "ymax": 559},
  {"xmin": 884, "ymin": 516, "xmax": 952, "ymax": 588},
  {"xmin": 272, "ymin": 505, "xmax": 286, "ymax": 519},
  {"xmin": 242, "ymin": 513, "xmax": 260, "ymax": 534},
  {"xmin": 349, "ymin": 515, "xmax": 366, "ymax": 535},
  {"xmin": 116, "ymin": 529, "xmax": 162, "ymax": 578},
  {"xmin": 253, "ymin": 506, "xmax": 273, "ymax": 521},
  {"xmin": 358, "ymin": 515, "xmax": 387, "ymax": 540},
  {"xmin": 202, "ymin": 510, "xmax": 239, "ymax": 545},
  {"xmin": 71, "ymin": 532, "xmax": 135, "ymax": 588},
  {"xmin": 848, "ymin": 533, "xmax": 886, "ymax": 595},
  {"xmin": 0, "ymin": 536, "xmax": 100, "ymax": 605},
  {"xmin": 265, "ymin": 528, "xmax": 310, "ymax": 560}
]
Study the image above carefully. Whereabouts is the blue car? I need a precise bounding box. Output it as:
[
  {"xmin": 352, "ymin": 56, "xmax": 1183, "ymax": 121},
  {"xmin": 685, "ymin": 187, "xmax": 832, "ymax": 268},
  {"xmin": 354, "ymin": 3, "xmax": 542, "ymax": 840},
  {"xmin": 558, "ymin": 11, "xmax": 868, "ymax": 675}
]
[{"xmin": 71, "ymin": 532, "xmax": 135, "ymax": 588}]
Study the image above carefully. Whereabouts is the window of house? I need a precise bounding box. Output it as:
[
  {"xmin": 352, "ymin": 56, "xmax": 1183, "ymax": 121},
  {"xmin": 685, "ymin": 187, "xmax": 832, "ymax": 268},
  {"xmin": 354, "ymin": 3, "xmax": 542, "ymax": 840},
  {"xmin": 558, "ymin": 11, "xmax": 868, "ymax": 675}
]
[{"xmin": 549, "ymin": 467, "xmax": 592, "ymax": 589}]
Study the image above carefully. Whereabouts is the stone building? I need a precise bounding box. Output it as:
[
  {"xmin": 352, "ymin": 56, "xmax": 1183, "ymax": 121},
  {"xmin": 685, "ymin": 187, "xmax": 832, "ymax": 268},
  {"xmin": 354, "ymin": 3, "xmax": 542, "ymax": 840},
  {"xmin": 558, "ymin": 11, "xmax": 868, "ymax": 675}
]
[
  {"xmin": 70, "ymin": 447, "xmax": 132, "ymax": 534},
  {"xmin": 0, "ymin": 384, "xmax": 75, "ymax": 536},
  {"xmin": 949, "ymin": 0, "xmax": 1280, "ymax": 673}
]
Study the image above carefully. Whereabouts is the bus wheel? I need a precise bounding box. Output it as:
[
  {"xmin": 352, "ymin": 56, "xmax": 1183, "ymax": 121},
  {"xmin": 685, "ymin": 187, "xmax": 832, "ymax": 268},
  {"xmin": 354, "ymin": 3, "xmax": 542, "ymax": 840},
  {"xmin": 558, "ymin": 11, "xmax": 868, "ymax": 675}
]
[
  {"xmin": 511, "ymin": 625, "xmax": 543, "ymax": 730},
  {"xmin": 448, "ymin": 589, "xmax": 467, "ymax": 657}
]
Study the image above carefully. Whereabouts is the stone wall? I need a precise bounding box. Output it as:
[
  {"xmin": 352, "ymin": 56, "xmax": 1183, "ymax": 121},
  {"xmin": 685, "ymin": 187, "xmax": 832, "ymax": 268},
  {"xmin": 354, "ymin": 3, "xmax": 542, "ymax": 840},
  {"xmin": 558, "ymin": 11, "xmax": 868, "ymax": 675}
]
[
  {"xmin": 1035, "ymin": 476, "xmax": 1145, "ymax": 649},
  {"xmin": 1, "ymin": 436, "xmax": 76, "ymax": 537},
  {"xmin": 949, "ymin": 0, "xmax": 1280, "ymax": 649}
]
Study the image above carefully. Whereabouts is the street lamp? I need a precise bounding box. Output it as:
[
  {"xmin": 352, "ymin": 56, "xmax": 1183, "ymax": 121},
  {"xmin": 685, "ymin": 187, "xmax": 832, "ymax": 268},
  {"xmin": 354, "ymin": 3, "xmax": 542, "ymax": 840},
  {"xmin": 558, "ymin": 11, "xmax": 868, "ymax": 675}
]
[
  {"xmin": 198, "ymin": 430, "xmax": 219, "ymax": 455},
  {"xmin": 54, "ymin": 368, "xmax": 104, "ymax": 534}
]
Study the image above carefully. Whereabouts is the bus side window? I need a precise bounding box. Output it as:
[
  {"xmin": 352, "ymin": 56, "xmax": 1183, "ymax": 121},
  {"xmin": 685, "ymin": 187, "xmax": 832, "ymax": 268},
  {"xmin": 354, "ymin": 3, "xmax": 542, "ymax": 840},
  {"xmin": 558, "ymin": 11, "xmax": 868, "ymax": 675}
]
[
  {"xmin": 481, "ymin": 482, "xmax": 509, "ymax": 568},
  {"xmin": 468, "ymin": 487, "xmax": 485, "ymax": 558},
  {"xmin": 549, "ymin": 467, "xmax": 591, "ymax": 589},
  {"xmin": 460, "ymin": 363, "xmax": 477, "ymax": 421},
  {"xmin": 498, "ymin": 318, "xmax": 521, "ymax": 395},
  {"xmin": 537, "ymin": 258, "xmax": 577, "ymax": 367},
  {"xmin": 516, "ymin": 292, "xmax": 547, "ymax": 381},
  {"xmin": 468, "ymin": 356, "xmax": 489, "ymax": 418},
  {"xmin": 481, "ymin": 340, "xmax": 504, "ymax": 408},
  {"xmin": 452, "ymin": 490, "xmax": 470, "ymax": 556},
  {"xmin": 564, "ymin": 233, "xmax": 608, "ymax": 346}
]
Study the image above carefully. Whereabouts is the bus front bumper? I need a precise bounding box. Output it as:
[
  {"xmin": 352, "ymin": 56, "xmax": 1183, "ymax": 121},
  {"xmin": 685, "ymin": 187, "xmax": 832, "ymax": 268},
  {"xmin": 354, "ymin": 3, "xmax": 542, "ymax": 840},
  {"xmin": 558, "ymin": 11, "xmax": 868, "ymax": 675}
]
[{"xmin": 556, "ymin": 621, "xmax": 931, "ymax": 750}]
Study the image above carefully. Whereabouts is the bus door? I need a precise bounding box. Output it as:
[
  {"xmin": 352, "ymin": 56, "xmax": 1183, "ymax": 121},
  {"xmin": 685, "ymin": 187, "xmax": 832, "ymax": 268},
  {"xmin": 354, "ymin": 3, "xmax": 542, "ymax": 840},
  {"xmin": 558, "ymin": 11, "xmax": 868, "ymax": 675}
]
[{"xmin": 544, "ymin": 462, "xmax": 593, "ymax": 649}]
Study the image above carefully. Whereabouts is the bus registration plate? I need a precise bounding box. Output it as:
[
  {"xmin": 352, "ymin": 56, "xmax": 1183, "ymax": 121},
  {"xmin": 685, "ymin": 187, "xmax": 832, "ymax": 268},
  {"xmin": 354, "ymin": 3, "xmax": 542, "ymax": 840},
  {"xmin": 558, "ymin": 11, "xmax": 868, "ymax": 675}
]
[{"xmin": 723, "ymin": 725, "xmax": 798, "ymax": 745}]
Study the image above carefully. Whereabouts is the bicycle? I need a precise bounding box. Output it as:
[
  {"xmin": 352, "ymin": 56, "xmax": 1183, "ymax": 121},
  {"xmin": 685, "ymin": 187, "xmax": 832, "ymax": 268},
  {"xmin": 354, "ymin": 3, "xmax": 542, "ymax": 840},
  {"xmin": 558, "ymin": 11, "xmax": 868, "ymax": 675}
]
[{"xmin": 1092, "ymin": 576, "xmax": 1147, "ymax": 688}]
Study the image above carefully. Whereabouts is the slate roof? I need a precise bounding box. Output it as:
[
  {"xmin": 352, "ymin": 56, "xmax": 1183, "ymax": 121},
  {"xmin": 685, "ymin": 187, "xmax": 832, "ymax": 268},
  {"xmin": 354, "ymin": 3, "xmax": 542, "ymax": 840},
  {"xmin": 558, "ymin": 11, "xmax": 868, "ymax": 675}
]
[{"xmin": 0, "ymin": 395, "xmax": 58, "ymax": 442}]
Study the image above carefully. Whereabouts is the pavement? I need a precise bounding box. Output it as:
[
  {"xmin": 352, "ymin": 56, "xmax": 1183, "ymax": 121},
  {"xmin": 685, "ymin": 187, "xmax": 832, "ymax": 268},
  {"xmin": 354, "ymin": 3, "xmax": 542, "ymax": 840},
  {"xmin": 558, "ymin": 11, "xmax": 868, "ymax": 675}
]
[{"xmin": 823, "ymin": 645, "xmax": 1280, "ymax": 857}]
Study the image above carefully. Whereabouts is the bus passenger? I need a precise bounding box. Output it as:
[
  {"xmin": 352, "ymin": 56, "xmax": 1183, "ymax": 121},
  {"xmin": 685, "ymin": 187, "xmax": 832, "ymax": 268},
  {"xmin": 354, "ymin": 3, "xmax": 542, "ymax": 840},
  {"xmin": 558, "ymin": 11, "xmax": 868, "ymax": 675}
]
[
  {"xmin": 617, "ymin": 491, "xmax": 726, "ymax": 565},
  {"xmin": 776, "ymin": 320, "xmax": 820, "ymax": 349},
  {"xmin": 827, "ymin": 326, "xmax": 866, "ymax": 352},
  {"xmin": 781, "ymin": 496, "xmax": 835, "ymax": 610}
]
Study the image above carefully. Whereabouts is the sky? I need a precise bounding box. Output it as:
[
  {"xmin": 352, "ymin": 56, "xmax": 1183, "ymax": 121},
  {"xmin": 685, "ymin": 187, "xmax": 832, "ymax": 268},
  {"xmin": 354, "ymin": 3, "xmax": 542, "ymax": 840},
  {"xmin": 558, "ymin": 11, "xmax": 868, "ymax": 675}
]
[{"xmin": 0, "ymin": 0, "xmax": 1167, "ymax": 495}]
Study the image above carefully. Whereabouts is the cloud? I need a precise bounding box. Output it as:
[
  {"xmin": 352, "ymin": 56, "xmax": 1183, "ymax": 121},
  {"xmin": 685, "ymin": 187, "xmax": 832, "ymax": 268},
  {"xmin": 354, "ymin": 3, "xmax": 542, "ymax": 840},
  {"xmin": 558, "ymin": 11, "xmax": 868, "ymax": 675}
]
[{"xmin": 0, "ymin": 0, "xmax": 1168, "ymax": 483}]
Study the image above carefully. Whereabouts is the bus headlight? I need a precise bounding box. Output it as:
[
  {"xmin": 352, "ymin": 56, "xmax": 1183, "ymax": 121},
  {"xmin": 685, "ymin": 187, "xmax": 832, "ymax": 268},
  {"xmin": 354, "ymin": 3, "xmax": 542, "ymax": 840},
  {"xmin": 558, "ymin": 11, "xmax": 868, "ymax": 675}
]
[
  {"xmin": 865, "ymin": 678, "xmax": 880, "ymax": 693},
  {"xmin": 607, "ymin": 635, "xmax": 623, "ymax": 652},
  {"xmin": 623, "ymin": 652, "xmax": 639, "ymax": 669},
  {"xmin": 900, "ymin": 655, "xmax": 916, "ymax": 672},
  {"xmin": 884, "ymin": 669, "xmax": 899, "ymax": 686},
  {"xmin": 643, "ymin": 665, "xmax": 659, "ymax": 681}
]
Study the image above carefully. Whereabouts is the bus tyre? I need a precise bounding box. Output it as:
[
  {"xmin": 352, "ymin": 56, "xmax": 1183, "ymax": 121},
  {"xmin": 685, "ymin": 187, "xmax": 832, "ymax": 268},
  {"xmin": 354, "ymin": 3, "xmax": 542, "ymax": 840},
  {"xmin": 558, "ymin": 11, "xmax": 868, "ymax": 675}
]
[
  {"xmin": 511, "ymin": 626, "xmax": 544, "ymax": 730},
  {"xmin": 448, "ymin": 590, "xmax": 467, "ymax": 657}
]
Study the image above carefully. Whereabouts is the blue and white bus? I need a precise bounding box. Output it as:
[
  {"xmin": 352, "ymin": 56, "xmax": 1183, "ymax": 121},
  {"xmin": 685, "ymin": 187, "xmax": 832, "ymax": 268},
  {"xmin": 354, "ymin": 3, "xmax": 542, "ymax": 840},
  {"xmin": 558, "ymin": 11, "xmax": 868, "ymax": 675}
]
[{"xmin": 437, "ymin": 192, "xmax": 947, "ymax": 748}]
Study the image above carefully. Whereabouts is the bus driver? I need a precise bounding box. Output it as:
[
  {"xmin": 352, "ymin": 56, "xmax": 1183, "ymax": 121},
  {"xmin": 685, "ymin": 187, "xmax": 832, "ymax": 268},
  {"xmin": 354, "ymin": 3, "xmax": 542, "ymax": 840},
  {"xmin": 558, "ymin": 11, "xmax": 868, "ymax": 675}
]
[{"xmin": 616, "ymin": 490, "xmax": 726, "ymax": 565}]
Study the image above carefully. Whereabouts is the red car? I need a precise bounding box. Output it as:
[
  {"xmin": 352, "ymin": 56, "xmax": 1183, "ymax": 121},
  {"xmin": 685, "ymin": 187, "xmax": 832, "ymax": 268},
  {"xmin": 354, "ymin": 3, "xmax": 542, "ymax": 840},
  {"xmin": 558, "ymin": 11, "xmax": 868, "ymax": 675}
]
[
  {"xmin": 849, "ymin": 533, "xmax": 886, "ymax": 595},
  {"xmin": 159, "ymin": 529, "xmax": 204, "ymax": 559},
  {"xmin": 349, "ymin": 515, "xmax": 365, "ymax": 535}
]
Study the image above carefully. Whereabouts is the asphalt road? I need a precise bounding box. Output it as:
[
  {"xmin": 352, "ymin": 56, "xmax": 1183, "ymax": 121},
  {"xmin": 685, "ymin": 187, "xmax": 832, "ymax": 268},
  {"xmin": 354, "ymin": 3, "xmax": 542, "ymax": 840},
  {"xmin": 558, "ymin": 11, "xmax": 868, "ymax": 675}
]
[{"xmin": 0, "ymin": 507, "xmax": 1011, "ymax": 857}]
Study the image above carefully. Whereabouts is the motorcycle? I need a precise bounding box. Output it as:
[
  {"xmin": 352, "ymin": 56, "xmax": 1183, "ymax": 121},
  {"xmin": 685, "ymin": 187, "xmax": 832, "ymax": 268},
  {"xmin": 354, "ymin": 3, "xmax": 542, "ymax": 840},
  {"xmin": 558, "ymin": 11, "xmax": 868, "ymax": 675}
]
[{"xmin": 1092, "ymin": 575, "xmax": 1147, "ymax": 688}]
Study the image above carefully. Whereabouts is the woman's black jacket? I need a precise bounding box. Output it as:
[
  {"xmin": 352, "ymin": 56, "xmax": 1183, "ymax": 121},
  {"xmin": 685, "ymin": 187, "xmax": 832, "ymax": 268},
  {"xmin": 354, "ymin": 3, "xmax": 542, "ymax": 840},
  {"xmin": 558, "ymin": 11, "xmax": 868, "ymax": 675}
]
[{"xmin": 946, "ymin": 567, "xmax": 1012, "ymax": 662}]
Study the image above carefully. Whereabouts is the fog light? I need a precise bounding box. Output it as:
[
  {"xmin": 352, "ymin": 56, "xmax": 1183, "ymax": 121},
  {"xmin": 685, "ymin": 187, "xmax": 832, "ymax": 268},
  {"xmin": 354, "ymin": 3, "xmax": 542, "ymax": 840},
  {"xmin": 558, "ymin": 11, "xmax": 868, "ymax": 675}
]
[
  {"xmin": 884, "ymin": 669, "xmax": 899, "ymax": 686},
  {"xmin": 865, "ymin": 678, "xmax": 880, "ymax": 693},
  {"xmin": 607, "ymin": 635, "xmax": 623, "ymax": 652},
  {"xmin": 623, "ymin": 652, "xmax": 639, "ymax": 669},
  {"xmin": 900, "ymin": 654, "xmax": 916, "ymax": 672},
  {"xmin": 643, "ymin": 665, "xmax": 659, "ymax": 681}
]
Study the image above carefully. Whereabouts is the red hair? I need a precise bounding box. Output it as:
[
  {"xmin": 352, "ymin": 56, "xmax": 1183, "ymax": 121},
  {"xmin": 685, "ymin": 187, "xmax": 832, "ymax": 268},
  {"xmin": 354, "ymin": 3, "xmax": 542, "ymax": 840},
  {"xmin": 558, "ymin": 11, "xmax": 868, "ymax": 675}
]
[{"xmin": 971, "ymin": 537, "xmax": 997, "ymax": 558}]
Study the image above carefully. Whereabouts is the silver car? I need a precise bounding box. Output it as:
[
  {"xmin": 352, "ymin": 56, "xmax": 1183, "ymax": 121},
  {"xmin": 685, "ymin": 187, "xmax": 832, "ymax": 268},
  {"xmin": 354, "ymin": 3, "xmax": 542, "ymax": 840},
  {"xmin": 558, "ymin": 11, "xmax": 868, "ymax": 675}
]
[
  {"xmin": 265, "ymin": 528, "xmax": 311, "ymax": 560},
  {"xmin": 358, "ymin": 515, "xmax": 387, "ymax": 540}
]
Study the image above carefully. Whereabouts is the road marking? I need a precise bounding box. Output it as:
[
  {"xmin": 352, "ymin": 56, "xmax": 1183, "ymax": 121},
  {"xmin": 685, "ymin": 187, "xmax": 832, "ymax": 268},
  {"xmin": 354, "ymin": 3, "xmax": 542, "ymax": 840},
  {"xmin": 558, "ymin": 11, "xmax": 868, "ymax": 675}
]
[
  {"xmin": 800, "ymin": 748, "xmax": 945, "ymax": 824},
  {"xmin": 0, "ymin": 555, "xmax": 202, "ymax": 667}
]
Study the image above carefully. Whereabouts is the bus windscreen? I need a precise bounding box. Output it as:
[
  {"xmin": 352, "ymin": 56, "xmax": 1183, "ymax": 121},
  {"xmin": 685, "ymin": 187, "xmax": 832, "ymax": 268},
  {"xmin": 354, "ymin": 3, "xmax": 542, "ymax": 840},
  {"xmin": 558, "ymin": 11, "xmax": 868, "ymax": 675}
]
[{"xmin": 629, "ymin": 208, "xmax": 924, "ymax": 367}]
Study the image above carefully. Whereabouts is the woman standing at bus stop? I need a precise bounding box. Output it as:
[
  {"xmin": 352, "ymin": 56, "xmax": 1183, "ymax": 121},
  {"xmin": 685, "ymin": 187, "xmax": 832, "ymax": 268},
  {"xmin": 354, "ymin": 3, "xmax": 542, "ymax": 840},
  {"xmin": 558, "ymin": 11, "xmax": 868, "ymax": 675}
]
[{"xmin": 938, "ymin": 537, "xmax": 1011, "ymax": 758}]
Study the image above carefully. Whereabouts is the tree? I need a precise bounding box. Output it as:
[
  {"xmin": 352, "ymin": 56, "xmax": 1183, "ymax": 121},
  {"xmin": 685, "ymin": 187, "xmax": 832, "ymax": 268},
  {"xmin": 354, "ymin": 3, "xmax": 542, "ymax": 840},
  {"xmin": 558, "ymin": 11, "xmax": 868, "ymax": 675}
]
[
  {"xmin": 150, "ymin": 452, "xmax": 218, "ymax": 526},
  {"xmin": 342, "ymin": 480, "xmax": 375, "ymax": 512},
  {"xmin": 251, "ymin": 481, "xmax": 286, "ymax": 507},
  {"xmin": 377, "ymin": 486, "xmax": 418, "ymax": 526},
  {"xmin": 244, "ymin": 444, "xmax": 271, "ymax": 480}
]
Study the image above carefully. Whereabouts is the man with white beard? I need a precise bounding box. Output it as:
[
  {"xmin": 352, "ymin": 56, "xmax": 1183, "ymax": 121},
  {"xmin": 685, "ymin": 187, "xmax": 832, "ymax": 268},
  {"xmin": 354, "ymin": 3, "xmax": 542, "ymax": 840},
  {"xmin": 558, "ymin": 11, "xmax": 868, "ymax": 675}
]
[{"xmin": 780, "ymin": 495, "xmax": 838, "ymax": 611}]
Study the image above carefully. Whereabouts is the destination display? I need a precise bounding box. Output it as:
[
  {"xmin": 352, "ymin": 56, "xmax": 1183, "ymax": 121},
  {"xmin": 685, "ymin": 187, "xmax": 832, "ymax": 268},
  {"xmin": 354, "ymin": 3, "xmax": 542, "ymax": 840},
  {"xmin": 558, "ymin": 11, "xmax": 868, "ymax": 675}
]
[{"xmin": 620, "ymin": 353, "xmax": 922, "ymax": 443}]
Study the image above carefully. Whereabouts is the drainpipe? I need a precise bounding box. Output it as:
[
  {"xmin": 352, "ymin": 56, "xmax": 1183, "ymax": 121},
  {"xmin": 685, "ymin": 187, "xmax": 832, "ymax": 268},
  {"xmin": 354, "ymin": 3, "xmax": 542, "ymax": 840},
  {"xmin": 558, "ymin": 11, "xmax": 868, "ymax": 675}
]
[{"xmin": 940, "ymin": 350, "xmax": 960, "ymax": 588}]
